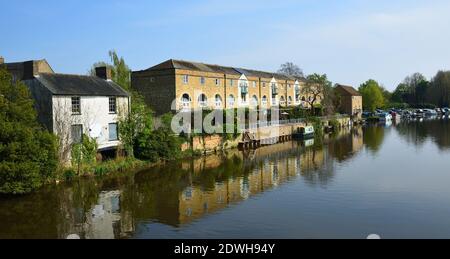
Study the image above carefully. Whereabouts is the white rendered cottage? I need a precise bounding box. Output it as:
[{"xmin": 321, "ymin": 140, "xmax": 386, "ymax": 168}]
[{"xmin": 3, "ymin": 59, "xmax": 130, "ymax": 162}]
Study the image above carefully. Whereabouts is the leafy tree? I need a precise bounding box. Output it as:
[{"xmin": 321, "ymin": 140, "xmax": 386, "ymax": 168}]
[
  {"xmin": 89, "ymin": 50, "xmax": 131, "ymax": 90},
  {"xmin": 91, "ymin": 50, "xmax": 153, "ymax": 158},
  {"xmin": 278, "ymin": 62, "xmax": 304, "ymax": 77},
  {"xmin": 0, "ymin": 68, "xmax": 58, "ymax": 194},
  {"xmin": 359, "ymin": 79, "xmax": 385, "ymax": 112},
  {"xmin": 302, "ymin": 73, "xmax": 332, "ymax": 115},
  {"xmin": 429, "ymin": 71, "xmax": 450, "ymax": 107},
  {"xmin": 71, "ymin": 134, "xmax": 98, "ymax": 175},
  {"xmin": 134, "ymin": 113, "xmax": 182, "ymax": 162},
  {"xmin": 392, "ymin": 73, "xmax": 429, "ymax": 106}
]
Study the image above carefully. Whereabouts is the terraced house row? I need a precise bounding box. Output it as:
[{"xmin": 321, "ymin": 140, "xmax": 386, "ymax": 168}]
[{"xmin": 132, "ymin": 60, "xmax": 316, "ymax": 115}]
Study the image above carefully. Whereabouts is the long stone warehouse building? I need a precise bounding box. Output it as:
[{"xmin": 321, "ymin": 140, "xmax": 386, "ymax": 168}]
[{"xmin": 132, "ymin": 59, "xmax": 317, "ymax": 115}]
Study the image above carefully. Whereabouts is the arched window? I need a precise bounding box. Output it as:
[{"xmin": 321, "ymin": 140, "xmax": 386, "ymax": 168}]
[
  {"xmin": 302, "ymin": 96, "xmax": 306, "ymax": 102},
  {"xmin": 262, "ymin": 96, "xmax": 268, "ymax": 106},
  {"xmin": 198, "ymin": 94, "xmax": 208, "ymax": 107},
  {"xmin": 288, "ymin": 96, "xmax": 293, "ymax": 105},
  {"xmin": 251, "ymin": 95, "xmax": 258, "ymax": 106},
  {"xmin": 215, "ymin": 94, "xmax": 223, "ymax": 108},
  {"xmin": 181, "ymin": 94, "xmax": 191, "ymax": 109},
  {"xmin": 228, "ymin": 95, "xmax": 235, "ymax": 107},
  {"xmin": 280, "ymin": 96, "xmax": 286, "ymax": 104}
]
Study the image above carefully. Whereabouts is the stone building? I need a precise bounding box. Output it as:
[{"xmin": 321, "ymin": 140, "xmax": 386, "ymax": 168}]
[
  {"xmin": 2, "ymin": 58, "xmax": 130, "ymax": 161},
  {"xmin": 335, "ymin": 84, "xmax": 363, "ymax": 120},
  {"xmin": 131, "ymin": 59, "xmax": 309, "ymax": 115}
]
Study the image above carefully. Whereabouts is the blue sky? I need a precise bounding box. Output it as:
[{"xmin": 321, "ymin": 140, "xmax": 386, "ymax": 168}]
[{"xmin": 2, "ymin": 0, "xmax": 450, "ymax": 90}]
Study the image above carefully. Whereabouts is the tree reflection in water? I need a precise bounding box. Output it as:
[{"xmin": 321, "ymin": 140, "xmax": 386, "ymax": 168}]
[{"xmin": 395, "ymin": 117, "xmax": 450, "ymax": 151}]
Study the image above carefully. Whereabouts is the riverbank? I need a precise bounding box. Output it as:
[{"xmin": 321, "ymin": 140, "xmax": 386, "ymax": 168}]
[{"xmin": 39, "ymin": 115, "xmax": 355, "ymax": 192}]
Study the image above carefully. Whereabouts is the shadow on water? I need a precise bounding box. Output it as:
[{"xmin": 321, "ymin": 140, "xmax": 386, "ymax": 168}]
[{"xmin": 0, "ymin": 119, "xmax": 448, "ymax": 239}]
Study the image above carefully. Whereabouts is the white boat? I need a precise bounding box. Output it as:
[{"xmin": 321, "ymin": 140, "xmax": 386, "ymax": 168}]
[
  {"xmin": 424, "ymin": 109, "xmax": 438, "ymax": 116},
  {"xmin": 377, "ymin": 112, "xmax": 392, "ymax": 122}
]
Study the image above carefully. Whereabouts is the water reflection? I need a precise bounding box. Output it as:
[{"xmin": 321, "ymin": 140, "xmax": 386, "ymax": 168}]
[
  {"xmin": 395, "ymin": 117, "xmax": 450, "ymax": 151},
  {"xmin": 1, "ymin": 120, "xmax": 448, "ymax": 239}
]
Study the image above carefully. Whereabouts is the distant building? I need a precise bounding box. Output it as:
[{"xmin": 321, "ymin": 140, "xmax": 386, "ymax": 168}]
[
  {"xmin": 131, "ymin": 59, "xmax": 312, "ymax": 115},
  {"xmin": 2, "ymin": 58, "xmax": 130, "ymax": 161},
  {"xmin": 335, "ymin": 84, "xmax": 363, "ymax": 119}
]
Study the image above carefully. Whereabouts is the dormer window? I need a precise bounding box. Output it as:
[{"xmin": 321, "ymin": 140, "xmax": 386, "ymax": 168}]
[{"xmin": 71, "ymin": 97, "xmax": 81, "ymax": 114}]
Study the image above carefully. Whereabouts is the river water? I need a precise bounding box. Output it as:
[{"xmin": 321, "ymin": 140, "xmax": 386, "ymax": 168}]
[{"xmin": 1, "ymin": 117, "xmax": 450, "ymax": 239}]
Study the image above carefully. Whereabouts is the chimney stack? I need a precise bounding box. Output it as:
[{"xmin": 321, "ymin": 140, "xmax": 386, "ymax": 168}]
[
  {"xmin": 0, "ymin": 56, "xmax": 4, "ymax": 64},
  {"xmin": 95, "ymin": 66, "xmax": 112, "ymax": 80}
]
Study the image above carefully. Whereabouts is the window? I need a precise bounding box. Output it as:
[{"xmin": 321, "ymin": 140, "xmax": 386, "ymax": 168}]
[
  {"xmin": 215, "ymin": 79, "xmax": 220, "ymax": 86},
  {"xmin": 263, "ymin": 82, "xmax": 266, "ymax": 88},
  {"xmin": 228, "ymin": 95, "xmax": 235, "ymax": 106},
  {"xmin": 288, "ymin": 96, "xmax": 293, "ymax": 105},
  {"xmin": 200, "ymin": 77, "xmax": 206, "ymax": 85},
  {"xmin": 71, "ymin": 125, "xmax": 83, "ymax": 143},
  {"xmin": 230, "ymin": 79, "xmax": 234, "ymax": 87},
  {"xmin": 183, "ymin": 75, "xmax": 189, "ymax": 84},
  {"xmin": 181, "ymin": 94, "xmax": 191, "ymax": 109},
  {"xmin": 262, "ymin": 96, "xmax": 268, "ymax": 106},
  {"xmin": 109, "ymin": 97, "xmax": 117, "ymax": 114},
  {"xmin": 253, "ymin": 81, "xmax": 257, "ymax": 88},
  {"xmin": 150, "ymin": 77, "xmax": 155, "ymax": 83},
  {"xmin": 71, "ymin": 97, "xmax": 81, "ymax": 114},
  {"xmin": 198, "ymin": 94, "xmax": 208, "ymax": 107},
  {"xmin": 109, "ymin": 123, "xmax": 118, "ymax": 141},
  {"xmin": 241, "ymin": 93, "xmax": 247, "ymax": 103},
  {"xmin": 215, "ymin": 94, "xmax": 223, "ymax": 107},
  {"xmin": 251, "ymin": 95, "xmax": 258, "ymax": 106}
]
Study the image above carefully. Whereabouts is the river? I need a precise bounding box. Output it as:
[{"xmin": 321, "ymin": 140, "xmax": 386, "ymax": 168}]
[{"xmin": 1, "ymin": 117, "xmax": 450, "ymax": 239}]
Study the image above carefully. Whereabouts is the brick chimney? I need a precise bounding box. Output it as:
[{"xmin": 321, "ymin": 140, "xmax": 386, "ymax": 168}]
[
  {"xmin": 0, "ymin": 56, "xmax": 4, "ymax": 64},
  {"xmin": 95, "ymin": 66, "xmax": 112, "ymax": 80},
  {"xmin": 23, "ymin": 60, "xmax": 54, "ymax": 80}
]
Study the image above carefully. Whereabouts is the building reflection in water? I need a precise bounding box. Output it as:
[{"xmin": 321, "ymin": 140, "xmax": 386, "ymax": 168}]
[{"xmin": 0, "ymin": 127, "xmax": 366, "ymax": 239}]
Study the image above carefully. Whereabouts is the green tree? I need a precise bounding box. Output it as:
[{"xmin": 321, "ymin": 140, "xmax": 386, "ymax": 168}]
[
  {"xmin": 134, "ymin": 113, "xmax": 182, "ymax": 162},
  {"xmin": 89, "ymin": 50, "xmax": 131, "ymax": 91},
  {"xmin": 0, "ymin": 68, "xmax": 58, "ymax": 194},
  {"xmin": 359, "ymin": 79, "xmax": 385, "ymax": 112},
  {"xmin": 392, "ymin": 73, "xmax": 429, "ymax": 106},
  {"xmin": 429, "ymin": 71, "xmax": 450, "ymax": 107},
  {"xmin": 91, "ymin": 50, "xmax": 153, "ymax": 158}
]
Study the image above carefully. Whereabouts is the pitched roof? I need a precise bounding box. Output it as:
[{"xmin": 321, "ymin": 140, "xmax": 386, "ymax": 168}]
[
  {"xmin": 36, "ymin": 73, "xmax": 129, "ymax": 97},
  {"xmin": 144, "ymin": 59, "xmax": 306, "ymax": 81},
  {"xmin": 336, "ymin": 84, "xmax": 361, "ymax": 96}
]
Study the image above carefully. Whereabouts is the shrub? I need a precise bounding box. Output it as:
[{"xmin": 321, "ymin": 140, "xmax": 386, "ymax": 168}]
[{"xmin": 0, "ymin": 68, "xmax": 58, "ymax": 194}]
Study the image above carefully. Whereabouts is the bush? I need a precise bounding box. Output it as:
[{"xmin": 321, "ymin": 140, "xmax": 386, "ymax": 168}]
[
  {"xmin": 134, "ymin": 113, "xmax": 183, "ymax": 162},
  {"xmin": 0, "ymin": 68, "xmax": 58, "ymax": 194}
]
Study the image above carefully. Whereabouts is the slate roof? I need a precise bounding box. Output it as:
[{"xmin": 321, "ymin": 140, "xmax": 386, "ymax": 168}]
[
  {"xmin": 36, "ymin": 73, "xmax": 129, "ymax": 97},
  {"xmin": 144, "ymin": 59, "xmax": 306, "ymax": 81},
  {"xmin": 335, "ymin": 84, "xmax": 361, "ymax": 96}
]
